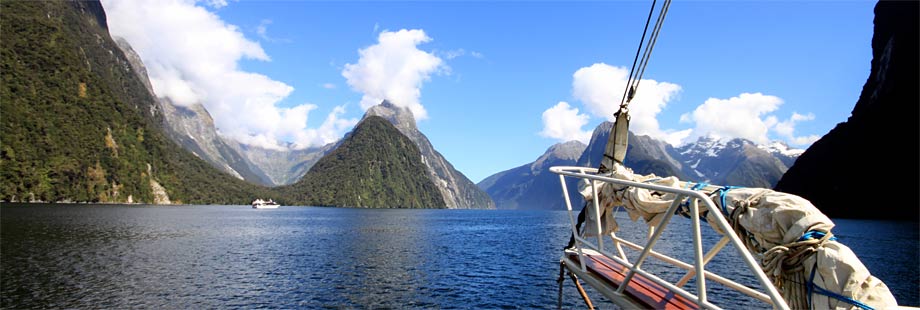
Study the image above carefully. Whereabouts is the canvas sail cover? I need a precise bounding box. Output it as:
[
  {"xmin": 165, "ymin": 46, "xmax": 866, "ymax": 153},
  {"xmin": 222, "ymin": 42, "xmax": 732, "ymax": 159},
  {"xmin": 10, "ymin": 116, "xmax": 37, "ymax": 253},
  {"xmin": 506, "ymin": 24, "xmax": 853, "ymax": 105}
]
[{"xmin": 579, "ymin": 163, "xmax": 898, "ymax": 309}]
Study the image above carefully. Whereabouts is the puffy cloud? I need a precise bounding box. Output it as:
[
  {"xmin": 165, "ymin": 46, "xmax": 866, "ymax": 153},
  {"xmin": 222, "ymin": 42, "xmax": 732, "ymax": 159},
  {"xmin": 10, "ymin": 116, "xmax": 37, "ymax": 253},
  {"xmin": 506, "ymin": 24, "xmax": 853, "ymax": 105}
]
[
  {"xmin": 680, "ymin": 92, "xmax": 783, "ymax": 144},
  {"xmin": 571, "ymin": 63, "xmax": 683, "ymax": 144},
  {"xmin": 774, "ymin": 112, "xmax": 820, "ymax": 146},
  {"xmin": 680, "ymin": 93, "xmax": 820, "ymax": 146},
  {"xmin": 342, "ymin": 29, "xmax": 445, "ymax": 121},
  {"xmin": 103, "ymin": 0, "xmax": 354, "ymax": 150},
  {"xmin": 540, "ymin": 102, "xmax": 592, "ymax": 144}
]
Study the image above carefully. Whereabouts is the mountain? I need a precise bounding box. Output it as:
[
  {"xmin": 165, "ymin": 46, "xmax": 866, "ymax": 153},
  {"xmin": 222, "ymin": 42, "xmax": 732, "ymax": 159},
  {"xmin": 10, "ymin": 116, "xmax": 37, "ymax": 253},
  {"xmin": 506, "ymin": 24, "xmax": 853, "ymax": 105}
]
[
  {"xmin": 283, "ymin": 116, "xmax": 445, "ymax": 208},
  {"xmin": 0, "ymin": 0, "xmax": 273, "ymax": 204},
  {"xmin": 115, "ymin": 37, "xmax": 273, "ymax": 186},
  {"xmin": 576, "ymin": 122, "xmax": 688, "ymax": 179},
  {"xmin": 775, "ymin": 1, "xmax": 919, "ymax": 221},
  {"xmin": 478, "ymin": 121, "xmax": 801, "ymax": 210},
  {"xmin": 676, "ymin": 136, "xmax": 788, "ymax": 187},
  {"xmin": 757, "ymin": 141, "xmax": 802, "ymax": 168},
  {"xmin": 114, "ymin": 36, "xmax": 338, "ymax": 187},
  {"xmin": 365, "ymin": 101, "xmax": 495, "ymax": 209},
  {"xmin": 478, "ymin": 141, "xmax": 586, "ymax": 210},
  {"xmin": 229, "ymin": 143, "xmax": 335, "ymax": 186}
]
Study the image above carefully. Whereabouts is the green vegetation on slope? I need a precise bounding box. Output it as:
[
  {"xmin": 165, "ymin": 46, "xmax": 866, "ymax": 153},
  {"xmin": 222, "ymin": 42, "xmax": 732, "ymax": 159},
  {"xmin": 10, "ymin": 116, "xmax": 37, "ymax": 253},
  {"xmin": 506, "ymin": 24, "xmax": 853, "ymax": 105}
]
[
  {"xmin": 284, "ymin": 116, "xmax": 446, "ymax": 208},
  {"xmin": 0, "ymin": 1, "xmax": 272, "ymax": 204}
]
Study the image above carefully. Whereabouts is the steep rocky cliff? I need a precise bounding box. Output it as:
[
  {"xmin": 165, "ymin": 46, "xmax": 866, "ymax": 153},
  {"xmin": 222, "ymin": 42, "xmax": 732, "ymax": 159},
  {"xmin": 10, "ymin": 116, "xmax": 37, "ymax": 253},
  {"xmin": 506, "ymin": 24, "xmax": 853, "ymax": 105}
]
[
  {"xmin": 775, "ymin": 1, "xmax": 919, "ymax": 220},
  {"xmin": 113, "ymin": 38, "xmax": 274, "ymax": 186},
  {"xmin": 365, "ymin": 101, "xmax": 495, "ymax": 209}
]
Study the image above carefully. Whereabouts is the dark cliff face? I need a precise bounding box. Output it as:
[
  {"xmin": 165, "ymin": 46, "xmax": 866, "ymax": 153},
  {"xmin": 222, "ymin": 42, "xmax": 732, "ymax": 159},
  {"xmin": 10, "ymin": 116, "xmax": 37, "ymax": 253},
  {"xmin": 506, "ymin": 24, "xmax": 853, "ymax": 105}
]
[
  {"xmin": 285, "ymin": 116, "xmax": 446, "ymax": 208},
  {"xmin": 775, "ymin": 1, "xmax": 919, "ymax": 220}
]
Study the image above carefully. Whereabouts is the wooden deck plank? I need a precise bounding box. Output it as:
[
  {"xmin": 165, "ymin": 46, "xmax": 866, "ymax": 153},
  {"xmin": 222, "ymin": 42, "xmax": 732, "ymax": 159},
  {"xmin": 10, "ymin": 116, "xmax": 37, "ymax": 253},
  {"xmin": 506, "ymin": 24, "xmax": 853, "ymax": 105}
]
[{"xmin": 567, "ymin": 252, "xmax": 698, "ymax": 310}]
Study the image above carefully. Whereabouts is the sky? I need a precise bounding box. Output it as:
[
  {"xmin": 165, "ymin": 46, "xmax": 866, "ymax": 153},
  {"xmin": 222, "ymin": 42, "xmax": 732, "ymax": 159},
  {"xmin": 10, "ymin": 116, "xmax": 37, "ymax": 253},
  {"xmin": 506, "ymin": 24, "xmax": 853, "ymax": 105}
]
[{"xmin": 100, "ymin": 0, "xmax": 875, "ymax": 183}]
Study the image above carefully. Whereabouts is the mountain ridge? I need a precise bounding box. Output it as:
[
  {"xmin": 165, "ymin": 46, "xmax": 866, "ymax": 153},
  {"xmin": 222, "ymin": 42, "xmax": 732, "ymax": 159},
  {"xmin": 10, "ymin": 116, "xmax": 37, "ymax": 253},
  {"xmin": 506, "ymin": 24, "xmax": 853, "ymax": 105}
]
[
  {"xmin": 478, "ymin": 141, "xmax": 585, "ymax": 210},
  {"xmin": 284, "ymin": 116, "xmax": 446, "ymax": 208},
  {"xmin": 482, "ymin": 121, "xmax": 803, "ymax": 210}
]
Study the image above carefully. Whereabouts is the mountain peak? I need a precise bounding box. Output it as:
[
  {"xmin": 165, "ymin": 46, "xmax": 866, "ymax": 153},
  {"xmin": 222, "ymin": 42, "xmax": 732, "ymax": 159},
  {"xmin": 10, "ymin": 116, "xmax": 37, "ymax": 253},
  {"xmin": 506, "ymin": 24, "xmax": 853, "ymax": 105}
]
[
  {"xmin": 549, "ymin": 140, "xmax": 587, "ymax": 160},
  {"xmin": 365, "ymin": 100, "xmax": 417, "ymax": 133},
  {"xmin": 532, "ymin": 141, "xmax": 586, "ymax": 174},
  {"xmin": 758, "ymin": 141, "xmax": 804, "ymax": 157}
]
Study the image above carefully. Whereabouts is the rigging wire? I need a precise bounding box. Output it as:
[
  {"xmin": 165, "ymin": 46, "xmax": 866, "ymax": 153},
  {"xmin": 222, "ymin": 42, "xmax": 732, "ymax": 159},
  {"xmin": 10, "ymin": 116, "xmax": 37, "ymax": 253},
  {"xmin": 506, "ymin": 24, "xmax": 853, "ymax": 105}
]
[{"xmin": 617, "ymin": 0, "xmax": 673, "ymax": 113}]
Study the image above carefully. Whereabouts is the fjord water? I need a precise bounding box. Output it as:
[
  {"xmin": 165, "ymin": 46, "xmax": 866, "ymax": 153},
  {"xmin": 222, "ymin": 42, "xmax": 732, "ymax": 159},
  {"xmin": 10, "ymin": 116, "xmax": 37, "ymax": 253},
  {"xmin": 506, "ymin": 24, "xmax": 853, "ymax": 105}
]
[{"xmin": 2, "ymin": 205, "xmax": 917, "ymax": 309}]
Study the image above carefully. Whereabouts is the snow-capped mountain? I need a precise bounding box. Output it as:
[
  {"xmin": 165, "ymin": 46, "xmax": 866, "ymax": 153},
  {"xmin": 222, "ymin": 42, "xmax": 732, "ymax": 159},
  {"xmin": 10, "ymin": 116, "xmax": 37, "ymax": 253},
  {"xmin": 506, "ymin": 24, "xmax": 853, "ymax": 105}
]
[
  {"xmin": 757, "ymin": 141, "xmax": 803, "ymax": 168},
  {"xmin": 675, "ymin": 136, "xmax": 796, "ymax": 188}
]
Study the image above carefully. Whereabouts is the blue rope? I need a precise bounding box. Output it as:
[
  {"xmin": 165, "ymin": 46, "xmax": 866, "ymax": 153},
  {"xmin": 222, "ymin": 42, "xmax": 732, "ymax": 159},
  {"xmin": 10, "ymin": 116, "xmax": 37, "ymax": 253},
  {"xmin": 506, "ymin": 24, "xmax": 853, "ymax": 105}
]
[
  {"xmin": 798, "ymin": 230, "xmax": 838, "ymax": 242},
  {"xmin": 717, "ymin": 186, "xmax": 742, "ymax": 217},
  {"xmin": 808, "ymin": 262, "xmax": 874, "ymax": 310},
  {"xmin": 690, "ymin": 182, "xmax": 709, "ymax": 191},
  {"xmin": 677, "ymin": 182, "xmax": 709, "ymax": 218}
]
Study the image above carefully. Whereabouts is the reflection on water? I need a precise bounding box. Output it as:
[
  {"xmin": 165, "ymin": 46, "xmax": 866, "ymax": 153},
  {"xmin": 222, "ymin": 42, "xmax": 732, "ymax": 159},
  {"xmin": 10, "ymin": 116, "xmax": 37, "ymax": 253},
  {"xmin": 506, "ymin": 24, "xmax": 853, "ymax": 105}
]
[{"xmin": 1, "ymin": 204, "xmax": 917, "ymax": 308}]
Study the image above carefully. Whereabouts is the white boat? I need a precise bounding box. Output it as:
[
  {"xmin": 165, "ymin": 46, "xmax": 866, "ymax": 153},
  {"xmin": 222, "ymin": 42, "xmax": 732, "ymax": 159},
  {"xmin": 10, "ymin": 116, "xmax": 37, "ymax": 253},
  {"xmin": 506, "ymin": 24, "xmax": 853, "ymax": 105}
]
[{"xmin": 251, "ymin": 198, "xmax": 280, "ymax": 209}]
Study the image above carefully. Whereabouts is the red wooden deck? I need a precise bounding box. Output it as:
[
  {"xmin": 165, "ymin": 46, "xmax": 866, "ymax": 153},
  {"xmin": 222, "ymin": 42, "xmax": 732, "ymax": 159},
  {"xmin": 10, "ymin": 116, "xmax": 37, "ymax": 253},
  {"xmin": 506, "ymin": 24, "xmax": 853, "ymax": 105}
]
[{"xmin": 566, "ymin": 252, "xmax": 699, "ymax": 310}]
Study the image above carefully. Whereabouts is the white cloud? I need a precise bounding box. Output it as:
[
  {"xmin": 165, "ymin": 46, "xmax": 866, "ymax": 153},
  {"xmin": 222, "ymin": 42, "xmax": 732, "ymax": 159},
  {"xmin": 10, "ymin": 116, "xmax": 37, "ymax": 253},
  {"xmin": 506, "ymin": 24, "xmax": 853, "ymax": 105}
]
[
  {"xmin": 342, "ymin": 29, "xmax": 445, "ymax": 121},
  {"xmin": 443, "ymin": 49, "xmax": 466, "ymax": 60},
  {"xmin": 540, "ymin": 102, "xmax": 592, "ymax": 144},
  {"xmin": 321, "ymin": 83, "xmax": 336, "ymax": 89},
  {"xmin": 103, "ymin": 0, "xmax": 355, "ymax": 150},
  {"xmin": 256, "ymin": 19, "xmax": 270, "ymax": 40},
  {"xmin": 774, "ymin": 112, "xmax": 820, "ymax": 146},
  {"xmin": 440, "ymin": 49, "xmax": 484, "ymax": 60},
  {"xmin": 255, "ymin": 19, "xmax": 290, "ymax": 43},
  {"xmin": 571, "ymin": 63, "xmax": 683, "ymax": 144},
  {"xmin": 202, "ymin": 0, "xmax": 228, "ymax": 9},
  {"xmin": 681, "ymin": 92, "xmax": 783, "ymax": 144}
]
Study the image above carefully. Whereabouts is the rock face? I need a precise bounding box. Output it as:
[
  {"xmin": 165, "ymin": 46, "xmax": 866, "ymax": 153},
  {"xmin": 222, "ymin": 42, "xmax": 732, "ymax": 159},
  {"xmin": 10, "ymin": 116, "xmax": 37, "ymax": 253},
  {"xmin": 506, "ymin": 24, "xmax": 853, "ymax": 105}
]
[
  {"xmin": 113, "ymin": 37, "xmax": 275, "ymax": 186},
  {"xmin": 285, "ymin": 116, "xmax": 446, "ymax": 208},
  {"xmin": 0, "ymin": 0, "xmax": 272, "ymax": 204},
  {"xmin": 478, "ymin": 141, "xmax": 586, "ymax": 210},
  {"xmin": 365, "ymin": 101, "xmax": 495, "ymax": 209},
  {"xmin": 775, "ymin": 2, "xmax": 919, "ymax": 220}
]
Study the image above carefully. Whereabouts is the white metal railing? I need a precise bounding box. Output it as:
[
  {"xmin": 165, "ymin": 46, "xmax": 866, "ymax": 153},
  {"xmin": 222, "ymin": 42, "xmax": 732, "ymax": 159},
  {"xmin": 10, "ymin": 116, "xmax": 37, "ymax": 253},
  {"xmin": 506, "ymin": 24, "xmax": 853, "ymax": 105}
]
[{"xmin": 552, "ymin": 166, "xmax": 790, "ymax": 310}]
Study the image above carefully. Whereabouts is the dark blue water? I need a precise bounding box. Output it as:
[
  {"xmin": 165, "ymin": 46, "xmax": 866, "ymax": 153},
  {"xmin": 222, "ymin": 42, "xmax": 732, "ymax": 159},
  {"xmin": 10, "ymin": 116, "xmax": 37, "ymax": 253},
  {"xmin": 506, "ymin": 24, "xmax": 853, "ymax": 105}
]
[{"xmin": 1, "ymin": 204, "xmax": 916, "ymax": 309}]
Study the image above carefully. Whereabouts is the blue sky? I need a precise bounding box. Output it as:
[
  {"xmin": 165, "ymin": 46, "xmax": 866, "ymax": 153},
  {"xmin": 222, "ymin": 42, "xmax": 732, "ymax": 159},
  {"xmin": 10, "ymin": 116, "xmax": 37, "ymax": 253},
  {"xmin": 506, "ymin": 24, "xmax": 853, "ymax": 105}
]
[{"xmin": 102, "ymin": 0, "xmax": 875, "ymax": 183}]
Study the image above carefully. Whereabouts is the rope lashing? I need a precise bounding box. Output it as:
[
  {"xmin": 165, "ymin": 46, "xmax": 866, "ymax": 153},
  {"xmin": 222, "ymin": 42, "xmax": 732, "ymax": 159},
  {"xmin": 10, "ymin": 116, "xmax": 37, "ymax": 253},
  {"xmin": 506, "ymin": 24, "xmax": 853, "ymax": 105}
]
[
  {"xmin": 762, "ymin": 230, "xmax": 836, "ymax": 310},
  {"xmin": 716, "ymin": 185, "xmax": 742, "ymax": 217},
  {"xmin": 798, "ymin": 230, "xmax": 837, "ymax": 242},
  {"xmin": 676, "ymin": 182, "xmax": 708, "ymax": 219},
  {"xmin": 808, "ymin": 262, "xmax": 876, "ymax": 310}
]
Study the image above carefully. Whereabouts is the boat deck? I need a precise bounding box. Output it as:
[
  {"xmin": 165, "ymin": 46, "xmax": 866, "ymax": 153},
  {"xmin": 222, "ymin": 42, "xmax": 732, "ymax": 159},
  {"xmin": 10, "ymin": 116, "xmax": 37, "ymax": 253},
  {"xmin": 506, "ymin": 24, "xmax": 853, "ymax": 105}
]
[{"xmin": 563, "ymin": 249, "xmax": 698, "ymax": 310}]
